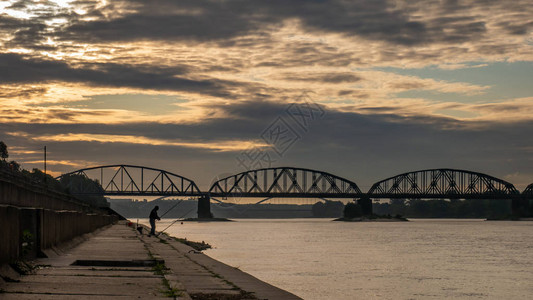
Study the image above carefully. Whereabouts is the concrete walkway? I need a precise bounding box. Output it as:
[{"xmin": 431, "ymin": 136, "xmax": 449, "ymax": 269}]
[{"xmin": 0, "ymin": 221, "xmax": 302, "ymax": 300}]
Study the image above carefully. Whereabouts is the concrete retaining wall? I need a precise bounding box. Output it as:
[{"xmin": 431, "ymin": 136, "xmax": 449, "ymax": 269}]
[
  {"xmin": 0, "ymin": 171, "xmax": 92, "ymax": 212},
  {"xmin": 40, "ymin": 210, "xmax": 117, "ymax": 249},
  {"xmin": 0, "ymin": 205, "xmax": 118, "ymax": 264},
  {"xmin": 0, "ymin": 206, "xmax": 20, "ymax": 263},
  {"xmin": 0, "ymin": 172, "xmax": 118, "ymax": 265}
]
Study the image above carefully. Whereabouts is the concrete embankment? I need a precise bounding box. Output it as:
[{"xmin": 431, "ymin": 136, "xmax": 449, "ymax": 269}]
[
  {"xmin": 0, "ymin": 170, "xmax": 118, "ymax": 265},
  {"xmin": 0, "ymin": 221, "xmax": 302, "ymax": 299},
  {"xmin": 0, "ymin": 205, "xmax": 118, "ymax": 264},
  {"xmin": 0, "ymin": 170, "xmax": 95, "ymax": 211}
]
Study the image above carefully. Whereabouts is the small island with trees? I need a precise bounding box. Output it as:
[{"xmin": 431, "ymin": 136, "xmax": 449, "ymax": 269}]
[{"xmin": 335, "ymin": 201, "xmax": 408, "ymax": 222}]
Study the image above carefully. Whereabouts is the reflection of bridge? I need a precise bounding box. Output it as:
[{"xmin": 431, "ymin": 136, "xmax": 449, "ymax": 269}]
[{"xmin": 57, "ymin": 165, "xmax": 531, "ymax": 217}]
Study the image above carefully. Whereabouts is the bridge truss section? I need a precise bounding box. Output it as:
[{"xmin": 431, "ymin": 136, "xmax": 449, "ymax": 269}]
[
  {"xmin": 57, "ymin": 165, "xmax": 202, "ymax": 196},
  {"xmin": 523, "ymin": 183, "xmax": 533, "ymax": 198},
  {"xmin": 368, "ymin": 168, "xmax": 519, "ymax": 199},
  {"xmin": 209, "ymin": 167, "xmax": 363, "ymax": 199}
]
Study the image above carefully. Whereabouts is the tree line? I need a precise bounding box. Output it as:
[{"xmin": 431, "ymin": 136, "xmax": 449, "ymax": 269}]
[
  {"xmin": 0, "ymin": 141, "xmax": 109, "ymax": 208},
  {"xmin": 372, "ymin": 198, "xmax": 515, "ymax": 219}
]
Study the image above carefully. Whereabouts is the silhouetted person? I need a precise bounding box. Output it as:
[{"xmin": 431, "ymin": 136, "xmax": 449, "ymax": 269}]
[{"xmin": 149, "ymin": 206, "xmax": 160, "ymax": 236}]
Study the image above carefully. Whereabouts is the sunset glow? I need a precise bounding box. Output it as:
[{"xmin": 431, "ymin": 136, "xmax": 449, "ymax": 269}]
[{"xmin": 1, "ymin": 0, "xmax": 531, "ymax": 189}]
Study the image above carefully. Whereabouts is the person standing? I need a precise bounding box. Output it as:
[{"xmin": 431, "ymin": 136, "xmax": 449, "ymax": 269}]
[{"xmin": 149, "ymin": 205, "xmax": 161, "ymax": 236}]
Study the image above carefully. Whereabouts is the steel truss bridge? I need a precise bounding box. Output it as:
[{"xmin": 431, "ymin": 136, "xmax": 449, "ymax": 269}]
[
  {"xmin": 57, "ymin": 165, "xmax": 531, "ymax": 216},
  {"xmin": 367, "ymin": 169, "xmax": 519, "ymax": 200},
  {"xmin": 58, "ymin": 165, "xmax": 201, "ymax": 197},
  {"xmin": 523, "ymin": 184, "xmax": 533, "ymax": 197},
  {"xmin": 209, "ymin": 167, "xmax": 362, "ymax": 200}
]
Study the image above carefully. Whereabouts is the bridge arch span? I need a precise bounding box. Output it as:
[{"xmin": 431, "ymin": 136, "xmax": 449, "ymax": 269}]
[
  {"xmin": 57, "ymin": 164, "xmax": 201, "ymax": 196},
  {"xmin": 368, "ymin": 168, "xmax": 519, "ymax": 199},
  {"xmin": 523, "ymin": 183, "xmax": 533, "ymax": 197},
  {"xmin": 209, "ymin": 167, "xmax": 362, "ymax": 199}
]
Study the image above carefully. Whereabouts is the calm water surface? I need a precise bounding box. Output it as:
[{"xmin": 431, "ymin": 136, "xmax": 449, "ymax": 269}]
[{"xmin": 143, "ymin": 219, "xmax": 532, "ymax": 299}]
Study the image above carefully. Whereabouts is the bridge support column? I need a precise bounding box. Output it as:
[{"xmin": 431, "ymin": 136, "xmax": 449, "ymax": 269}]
[
  {"xmin": 512, "ymin": 197, "xmax": 529, "ymax": 217},
  {"xmin": 198, "ymin": 195, "xmax": 213, "ymax": 219},
  {"xmin": 357, "ymin": 196, "xmax": 373, "ymax": 216}
]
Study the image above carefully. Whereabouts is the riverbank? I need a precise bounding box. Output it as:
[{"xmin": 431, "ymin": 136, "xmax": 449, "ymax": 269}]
[
  {"xmin": 486, "ymin": 217, "xmax": 533, "ymax": 221},
  {"xmin": 334, "ymin": 215, "xmax": 409, "ymax": 222},
  {"xmin": 182, "ymin": 217, "xmax": 233, "ymax": 222},
  {"xmin": 0, "ymin": 220, "xmax": 301, "ymax": 299}
]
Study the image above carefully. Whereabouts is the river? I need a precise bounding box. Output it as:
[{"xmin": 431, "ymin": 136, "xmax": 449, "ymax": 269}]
[{"xmin": 140, "ymin": 218, "xmax": 533, "ymax": 299}]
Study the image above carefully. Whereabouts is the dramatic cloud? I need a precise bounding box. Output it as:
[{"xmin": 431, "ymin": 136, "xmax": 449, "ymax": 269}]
[
  {"xmin": 59, "ymin": 0, "xmax": 529, "ymax": 48},
  {"xmin": 278, "ymin": 72, "xmax": 363, "ymax": 84},
  {"xmin": 2, "ymin": 101, "xmax": 532, "ymax": 189},
  {"xmin": 1, "ymin": 0, "xmax": 531, "ymax": 191},
  {"xmin": 0, "ymin": 53, "xmax": 239, "ymax": 97}
]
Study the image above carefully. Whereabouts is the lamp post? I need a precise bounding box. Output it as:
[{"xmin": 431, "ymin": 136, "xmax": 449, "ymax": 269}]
[{"xmin": 44, "ymin": 146, "xmax": 47, "ymax": 184}]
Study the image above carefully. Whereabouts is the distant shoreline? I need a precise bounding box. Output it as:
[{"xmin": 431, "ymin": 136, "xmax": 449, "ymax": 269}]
[
  {"xmin": 485, "ymin": 217, "xmax": 533, "ymax": 221},
  {"xmin": 334, "ymin": 216, "xmax": 409, "ymax": 222},
  {"xmin": 182, "ymin": 217, "xmax": 233, "ymax": 222}
]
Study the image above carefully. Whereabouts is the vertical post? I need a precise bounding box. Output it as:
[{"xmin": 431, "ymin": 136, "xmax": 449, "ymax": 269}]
[
  {"xmin": 511, "ymin": 197, "xmax": 528, "ymax": 218},
  {"xmin": 357, "ymin": 195, "xmax": 373, "ymax": 216},
  {"xmin": 197, "ymin": 195, "xmax": 212, "ymax": 219},
  {"xmin": 43, "ymin": 146, "xmax": 47, "ymax": 185}
]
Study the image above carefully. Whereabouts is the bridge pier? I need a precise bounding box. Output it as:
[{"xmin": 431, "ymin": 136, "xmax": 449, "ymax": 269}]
[
  {"xmin": 197, "ymin": 195, "xmax": 213, "ymax": 219},
  {"xmin": 357, "ymin": 196, "xmax": 373, "ymax": 216},
  {"xmin": 512, "ymin": 197, "xmax": 530, "ymax": 217}
]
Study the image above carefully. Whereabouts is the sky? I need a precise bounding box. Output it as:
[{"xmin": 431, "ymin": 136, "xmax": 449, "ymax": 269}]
[{"xmin": 0, "ymin": 0, "xmax": 532, "ymax": 192}]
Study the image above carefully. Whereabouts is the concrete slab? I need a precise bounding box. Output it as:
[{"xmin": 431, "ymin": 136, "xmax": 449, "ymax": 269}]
[
  {"xmin": 6, "ymin": 274, "xmax": 163, "ymax": 285},
  {"xmin": 35, "ymin": 268, "xmax": 157, "ymax": 277},
  {"xmin": 0, "ymin": 223, "xmax": 171, "ymax": 299},
  {"xmin": 0, "ymin": 294, "xmax": 162, "ymax": 300},
  {"xmin": 2, "ymin": 281, "xmax": 162, "ymax": 296},
  {"xmin": 140, "ymin": 231, "xmax": 302, "ymax": 300},
  {"xmin": 1, "ymin": 222, "xmax": 301, "ymax": 300}
]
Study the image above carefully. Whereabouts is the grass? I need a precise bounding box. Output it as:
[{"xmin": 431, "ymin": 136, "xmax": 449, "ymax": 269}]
[
  {"xmin": 157, "ymin": 269, "xmax": 183, "ymax": 298},
  {"xmin": 9, "ymin": 260, "xmax": 37, "ymax": 275},
  {"xmin": 190, "ymin": 291, "xmax": 257, "ymax": 300},
  {"xmin": 152, "ymin": 263, "xmax": 169, "ymax": 276},
  {"xmin": 152, "ymin": 262, "xmax": 185, "ymax": 298},
  {"xmin": 161, "ymin": 277, "xmax": 183, "ymax": 298},
  {"xmin": 140, "ymin": 237, "xmax": 184, "ymax": 298},
  {"xmin": 171, "ymin": 237, "xmax": 212, "ymax": 251}
]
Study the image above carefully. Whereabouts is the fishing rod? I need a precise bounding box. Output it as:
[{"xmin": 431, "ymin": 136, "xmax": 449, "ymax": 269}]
[
  {"xmin": 159, "ymin": 199, "xmax": 184, "ymax": 218},
  {"xmin": 156, "ymin": 206, "xmax": 196, "ymax": 237}
]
